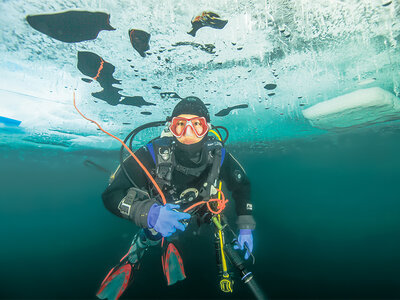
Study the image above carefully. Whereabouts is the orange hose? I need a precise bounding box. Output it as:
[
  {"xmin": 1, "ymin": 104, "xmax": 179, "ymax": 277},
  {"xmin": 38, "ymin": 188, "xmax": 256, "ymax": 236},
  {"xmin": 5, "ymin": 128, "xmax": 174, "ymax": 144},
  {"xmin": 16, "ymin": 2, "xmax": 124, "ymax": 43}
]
[
  {"xmin": 183, "ymin": 188, "xmax": 228, "ymax": 214},
  {"xmin": 73, "ymin": 92, "xmax": 166, "ymax": 205}
]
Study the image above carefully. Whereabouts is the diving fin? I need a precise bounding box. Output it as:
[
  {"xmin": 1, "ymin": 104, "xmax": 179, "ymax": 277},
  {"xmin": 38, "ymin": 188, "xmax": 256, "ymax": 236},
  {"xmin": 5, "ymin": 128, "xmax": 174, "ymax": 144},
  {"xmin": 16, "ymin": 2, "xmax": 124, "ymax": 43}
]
[
  {"xmin": 97, "ymin": 229, "xmax": 160, "ymax": 300},
  {"xmin": 161, "ymin": 242, "xmax": 186, "ymax": 286},
  {"xmin": 96, "ymin": 257, "xmax": 136, "ymax": 300}
]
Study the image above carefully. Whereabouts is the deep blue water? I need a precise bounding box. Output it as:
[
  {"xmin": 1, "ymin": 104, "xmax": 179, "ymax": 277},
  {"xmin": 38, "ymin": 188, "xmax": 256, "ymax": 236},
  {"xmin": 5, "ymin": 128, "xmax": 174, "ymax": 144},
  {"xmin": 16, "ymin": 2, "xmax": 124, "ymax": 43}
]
[{"xmin": 1, "ymin": 126, "xmax": 400, "ymax": 299}]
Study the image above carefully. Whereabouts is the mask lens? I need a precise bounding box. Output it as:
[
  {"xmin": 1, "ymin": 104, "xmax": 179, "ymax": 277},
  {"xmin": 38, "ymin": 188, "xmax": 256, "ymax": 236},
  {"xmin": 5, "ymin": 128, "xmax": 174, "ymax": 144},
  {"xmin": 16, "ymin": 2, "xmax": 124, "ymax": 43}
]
[
  {"xmin": 170, "ymin": 118, "xmax": 187, "ymax": 137},
  {"xmin": 191, "ymin": 117, "xmax": 208, "ymax": 137}
]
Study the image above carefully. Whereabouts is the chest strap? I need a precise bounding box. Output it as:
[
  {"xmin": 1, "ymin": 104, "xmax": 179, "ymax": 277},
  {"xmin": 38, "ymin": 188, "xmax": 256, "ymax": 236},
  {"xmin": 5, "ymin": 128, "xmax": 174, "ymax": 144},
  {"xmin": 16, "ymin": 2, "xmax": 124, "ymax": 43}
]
[
  {"xmin": 175, "ymin": 162, "xmax": 208, "ymax": 176},
  {"xmin": 147, "ymin": 137, "xmax": 226, "ymax": 191}
]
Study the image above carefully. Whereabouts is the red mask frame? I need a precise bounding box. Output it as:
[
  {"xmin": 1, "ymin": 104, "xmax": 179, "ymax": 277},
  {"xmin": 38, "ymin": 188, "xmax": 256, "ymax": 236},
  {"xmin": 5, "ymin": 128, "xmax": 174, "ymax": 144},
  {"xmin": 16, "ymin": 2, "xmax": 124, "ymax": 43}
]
[{"xmin": 169, "ymin": 117, "xmax": 209, "ymax": 138}]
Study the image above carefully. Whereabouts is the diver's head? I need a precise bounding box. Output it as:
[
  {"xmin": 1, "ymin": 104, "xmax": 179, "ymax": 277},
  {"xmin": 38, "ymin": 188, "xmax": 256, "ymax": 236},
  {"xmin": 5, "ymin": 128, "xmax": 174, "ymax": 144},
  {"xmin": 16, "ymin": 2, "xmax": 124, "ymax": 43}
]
[{"xmin": 169, "ymin": 97, "xmax": 211, "ymax": 145}]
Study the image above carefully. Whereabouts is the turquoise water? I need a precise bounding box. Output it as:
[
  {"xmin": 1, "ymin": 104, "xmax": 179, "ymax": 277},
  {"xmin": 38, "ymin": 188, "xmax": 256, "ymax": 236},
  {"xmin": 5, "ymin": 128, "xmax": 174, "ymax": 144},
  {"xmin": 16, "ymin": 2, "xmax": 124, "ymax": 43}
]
[{"xmin": 1, "ymin": 126, "xmax": 400, "ymax": 299}]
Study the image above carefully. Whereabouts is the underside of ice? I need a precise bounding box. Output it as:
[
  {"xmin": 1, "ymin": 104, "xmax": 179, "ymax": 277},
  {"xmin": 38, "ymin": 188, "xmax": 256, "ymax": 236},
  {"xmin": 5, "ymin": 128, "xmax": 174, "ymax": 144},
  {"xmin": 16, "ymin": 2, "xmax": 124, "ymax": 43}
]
[
  {"xmin": 302, "ymin": 87, "xmax": 400, "ymax": 131},
  {"xmin": 0, "ymin": 0, "xmax": 399, "ymax": 149}
]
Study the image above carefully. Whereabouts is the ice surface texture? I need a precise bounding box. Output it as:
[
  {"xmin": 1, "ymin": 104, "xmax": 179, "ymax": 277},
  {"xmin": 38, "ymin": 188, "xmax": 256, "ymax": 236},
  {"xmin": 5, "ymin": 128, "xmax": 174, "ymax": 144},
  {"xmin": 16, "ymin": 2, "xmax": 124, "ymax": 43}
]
[{"xmin": 302, "ymin": 88, "xmax": 400, "ymax": 130}]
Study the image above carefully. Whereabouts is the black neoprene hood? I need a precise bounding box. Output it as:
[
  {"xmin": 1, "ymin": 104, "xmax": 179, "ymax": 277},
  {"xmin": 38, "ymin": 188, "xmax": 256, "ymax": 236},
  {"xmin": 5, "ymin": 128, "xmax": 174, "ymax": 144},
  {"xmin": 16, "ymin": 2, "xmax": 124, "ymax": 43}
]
[{"xmin": 170, "ymin": 96, "xmax": 210, "ymax": 122}]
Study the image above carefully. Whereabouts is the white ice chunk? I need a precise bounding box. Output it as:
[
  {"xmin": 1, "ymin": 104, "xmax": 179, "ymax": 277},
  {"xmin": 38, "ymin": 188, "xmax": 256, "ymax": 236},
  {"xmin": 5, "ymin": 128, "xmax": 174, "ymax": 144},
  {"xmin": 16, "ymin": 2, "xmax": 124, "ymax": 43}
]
[
  {"xmin": 302, "ymin": 87, "xmax": 400, "ymax": 130},
  {"xmin": 0, "ymin": 89, "xmax": 85, "ymax": 131}
]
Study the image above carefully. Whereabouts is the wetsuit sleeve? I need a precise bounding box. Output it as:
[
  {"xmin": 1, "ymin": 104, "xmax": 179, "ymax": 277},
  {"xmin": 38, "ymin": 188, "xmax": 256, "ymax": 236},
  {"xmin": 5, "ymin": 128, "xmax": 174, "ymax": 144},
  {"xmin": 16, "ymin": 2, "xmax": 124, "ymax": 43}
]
[
  {"xmin": 220, "ymin": 152, "xmax": 256, "ymax": 230},
  {"xmin": 101, "ymin": 146, "xmax": 157, "ymax": 228}
]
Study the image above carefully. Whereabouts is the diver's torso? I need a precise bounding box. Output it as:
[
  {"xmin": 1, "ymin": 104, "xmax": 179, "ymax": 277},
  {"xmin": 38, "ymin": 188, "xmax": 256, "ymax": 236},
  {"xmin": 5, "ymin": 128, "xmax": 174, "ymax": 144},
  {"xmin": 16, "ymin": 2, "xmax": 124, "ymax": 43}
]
[
  {"xmin": 169, "ymin": 164, "xmax": 211, "ymax": 202},
  {"xmin": 148, "ymin": 135, "xmax": 222, "ymax": 212}
]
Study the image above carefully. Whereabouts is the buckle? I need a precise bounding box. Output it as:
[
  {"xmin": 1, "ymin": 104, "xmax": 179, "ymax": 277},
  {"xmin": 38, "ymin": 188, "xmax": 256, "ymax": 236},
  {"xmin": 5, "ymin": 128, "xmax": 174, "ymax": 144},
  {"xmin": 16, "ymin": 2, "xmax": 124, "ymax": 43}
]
[{"xmin": 118, "ymin": 200, "xmax": 132, "ymax": 216}]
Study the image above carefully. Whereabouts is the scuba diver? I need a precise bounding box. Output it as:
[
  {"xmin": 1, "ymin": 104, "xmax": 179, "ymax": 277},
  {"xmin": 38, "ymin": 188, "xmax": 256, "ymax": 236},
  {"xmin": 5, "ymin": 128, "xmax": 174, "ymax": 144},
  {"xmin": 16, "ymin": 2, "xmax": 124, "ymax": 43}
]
[{"xmin": 96, "ymin": 96, "xmax": 257, "ymax": 300}]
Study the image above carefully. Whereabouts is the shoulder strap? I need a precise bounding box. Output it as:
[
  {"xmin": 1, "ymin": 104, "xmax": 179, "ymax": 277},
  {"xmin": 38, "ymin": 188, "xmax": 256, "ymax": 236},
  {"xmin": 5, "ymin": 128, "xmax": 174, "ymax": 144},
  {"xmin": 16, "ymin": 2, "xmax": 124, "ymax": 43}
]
[
  {"xmin": 203, "ymin": 136, "xmax": 225, "ymax": 166},
  {"xmin": 220, "ymin": 148, "xmax": 226, "ymax": 167},
  {"xmin": 146, "ymin": 142, "xmax": 156, "ymax": 164},
  {"xmin": 146, "ymin": 137, "xmax": 175, "ymax": 188}
]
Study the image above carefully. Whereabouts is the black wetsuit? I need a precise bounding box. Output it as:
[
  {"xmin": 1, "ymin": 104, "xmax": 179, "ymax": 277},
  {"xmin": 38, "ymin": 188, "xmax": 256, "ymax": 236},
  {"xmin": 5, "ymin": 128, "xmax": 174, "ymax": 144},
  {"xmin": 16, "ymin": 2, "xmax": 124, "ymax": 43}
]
[{"xmin": 102, "ymin": 136, "xmax": 256, "ymax": 230}]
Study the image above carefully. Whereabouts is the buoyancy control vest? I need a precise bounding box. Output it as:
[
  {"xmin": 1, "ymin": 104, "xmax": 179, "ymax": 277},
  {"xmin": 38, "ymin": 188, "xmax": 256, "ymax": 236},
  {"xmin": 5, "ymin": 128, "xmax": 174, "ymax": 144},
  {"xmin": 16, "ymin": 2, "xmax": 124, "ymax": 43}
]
[{"xmin": 146, "ymin": 135, "xmax": 226, "ymax": 212}]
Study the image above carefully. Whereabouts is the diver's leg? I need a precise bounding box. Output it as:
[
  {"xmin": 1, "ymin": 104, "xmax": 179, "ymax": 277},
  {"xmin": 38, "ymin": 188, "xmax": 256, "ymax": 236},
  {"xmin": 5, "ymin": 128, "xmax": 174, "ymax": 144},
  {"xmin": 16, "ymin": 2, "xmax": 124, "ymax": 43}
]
[
  {"xmin": 128, "ymin": 228, "xmax": 162, "ymax": 263},
  {"xmin": 96, "ymin": 229, "xmax": 161, "ymax": 300}
]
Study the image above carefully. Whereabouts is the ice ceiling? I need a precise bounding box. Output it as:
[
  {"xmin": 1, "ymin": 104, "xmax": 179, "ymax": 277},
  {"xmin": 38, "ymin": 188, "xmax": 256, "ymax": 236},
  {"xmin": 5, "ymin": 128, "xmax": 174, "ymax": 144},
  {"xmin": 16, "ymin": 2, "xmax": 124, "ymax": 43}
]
[{"xmin": 0, "ymin": 0, "xmax": 399, "ymax": 150}]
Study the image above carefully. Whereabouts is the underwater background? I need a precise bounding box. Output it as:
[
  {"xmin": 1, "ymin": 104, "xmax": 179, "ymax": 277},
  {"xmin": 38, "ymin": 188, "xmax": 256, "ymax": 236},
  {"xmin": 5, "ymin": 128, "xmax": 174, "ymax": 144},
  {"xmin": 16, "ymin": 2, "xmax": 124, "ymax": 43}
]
[
  {"xmin": 1, "ymin": 128, "xmax": 400, "ymax": 299},
  {"xmin": 1, "ymin": 0, "xmax": 400, "ymax": 299}
]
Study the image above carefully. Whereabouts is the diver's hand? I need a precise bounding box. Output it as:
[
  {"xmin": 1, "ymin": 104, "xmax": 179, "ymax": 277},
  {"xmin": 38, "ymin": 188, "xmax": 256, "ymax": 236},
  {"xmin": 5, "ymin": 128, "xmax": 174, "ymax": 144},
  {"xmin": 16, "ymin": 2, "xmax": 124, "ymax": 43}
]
[
  {"xmin": 148, "ymin": 204, "xmax": 191, "ymax": 237},
  {"xmin": 234, "ymin": 229, "xmax": 254, "ymax": 260}
]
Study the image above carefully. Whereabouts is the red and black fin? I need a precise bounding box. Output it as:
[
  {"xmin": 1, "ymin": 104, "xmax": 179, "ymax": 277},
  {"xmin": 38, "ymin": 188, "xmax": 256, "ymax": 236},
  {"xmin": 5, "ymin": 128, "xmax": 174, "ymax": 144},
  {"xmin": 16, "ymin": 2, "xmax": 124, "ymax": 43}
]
[
  {"xmin": 161, "ymin": 242, "xmax": 186, "ymax": 286},
  {"xmin": 96, "ymin": 248, "xmax": 138, "ymax": 300}
]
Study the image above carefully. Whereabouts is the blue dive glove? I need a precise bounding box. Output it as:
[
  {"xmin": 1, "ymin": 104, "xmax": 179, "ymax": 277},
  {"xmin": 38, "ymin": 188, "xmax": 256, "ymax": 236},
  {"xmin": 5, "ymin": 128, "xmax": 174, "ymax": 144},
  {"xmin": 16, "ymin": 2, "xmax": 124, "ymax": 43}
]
[
  {"xmin": 234, "ymin": 229, "xmax": 254, "ymax": 260},
  {"xmin": 147, "ymin": 203, "xmax": 191, "ymax": 237}
]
